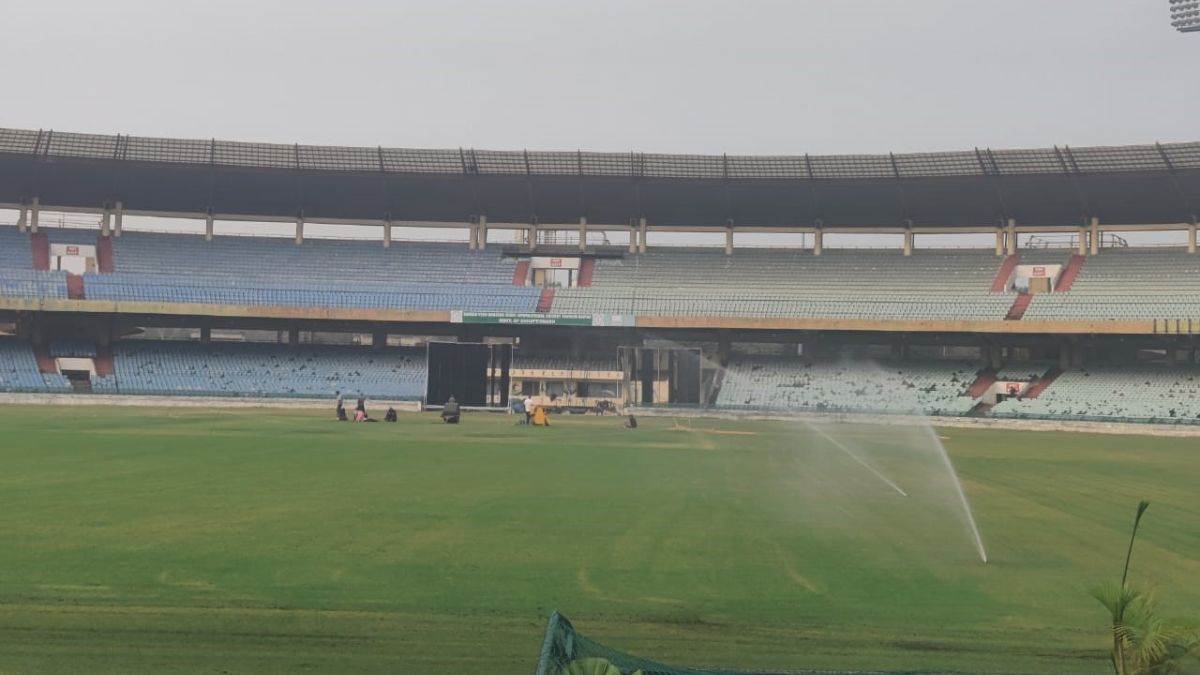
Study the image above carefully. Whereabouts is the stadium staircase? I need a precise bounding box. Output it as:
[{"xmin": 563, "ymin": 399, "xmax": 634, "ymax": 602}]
[
  {"xmin": 33, "ymin": 345, "xmax": 57, "ymax": 374},
  {"xmin": 967, "ymin": 401, "xmax": 994, "ymax": 416},
  {"xmin": 536, "ymin": 288, "xmax": 556, "ymax": 313},
  {"xmin": 1056, "ymin": 254, "xmax": 1085, "ymax": 291},
  {"xmin": 94, "ymin": 346, "xmax": 115, "ymax": 377},
  {"xmin": 1023, "ymin": 367, "xmax": 1063, "ymax": 399},
  {"xmin": 1005, "ymin": 294, "xmax": 1033, "ymax": 320},
  {"xmin": 577, "ymin": 258, "xmax": 595, "ymax": 286},
  {"xmin": 707, "ymin": 364, "xmax": 726, "ymax": 405},
  {"xmin": 512, "ymin": 260, "xmax": 531, "ymax": 285},
  {"xmin": 30, "ymin": 232, "xmax": 50, "ymax": 270},
  {"xmin": 990, "ymin": 253, "xmax": 1020, "ymax": 292},
  {"xmin": 96, "ymin": 235, "xmax": 115, "ymax": 273},
  {"xmin": 965, "ymin": 369, "xmax": 997, "ymax": 398},
  {"xmin": 66, "ymin": 274, "xmax": 85, "ymax": 299}
]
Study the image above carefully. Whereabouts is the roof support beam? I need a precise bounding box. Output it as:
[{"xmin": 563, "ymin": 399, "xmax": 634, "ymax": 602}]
[
  {"xmin": 17, "ymin": 204, "xmax": 27, "ymax": 233},
  {"xmin": 1006, "ymin": 218, "xmax": 1017, "ymax": 255},
  {"xmin": 812, "ymin": 223, "xmax": 824, "ymax": 256},
  {"xmin": 1089, "ymin": 216, "xmax": 1100, "ymax": 256},
  {"xmin": 383, "ymin": 219, "xmax": 392, "ymax": 248},
  {"xmin": 725, "ymin": 220, "xmax": 734, "ymax": 256},
  {"xmin": 1189, "ymin": 219, "xmax": 1197, "ymax": 254},
  {"xmin": 578, "ymin": 216, "xmax": 588, "ymax": 253},
  {"xmin": 113, "ymin": 201, "xmax": 123, "ymax": 237},
  {"xmin": 29, "ymin": 197, "xmax": 39, "ymax": 233}
]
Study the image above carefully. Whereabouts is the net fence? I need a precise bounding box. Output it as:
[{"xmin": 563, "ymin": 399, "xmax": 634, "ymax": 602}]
[{"xmin": 534, "ymin": 612, "xmax": 942, "ymax": 675}]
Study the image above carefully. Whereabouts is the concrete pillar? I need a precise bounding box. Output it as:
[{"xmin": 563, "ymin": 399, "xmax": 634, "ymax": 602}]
[
  {"xmin": 1077, "ymin": 227, "xmax": 1087, "ymax": 256},
  {"xmin": 200, "ymin": 326, "xmax": 212, "ymax": 343},
  {"xmin": 724, "ymin": 222, "xmax": 734, "ymax": 256},
  {"xmin": 204, "ymin": 213, "xmax": 214, "ymax": 241},
  {"xmin": 1188, "ymin": 222, "xmax": 1196, "ymax": 254},
  {"xmin": 528, "ymin": 223, "xmax": 538, "ymax": 251},
  {"xmin": 113, "ymin": 201, "xmax": 123, "ymax": 237},
  {"xmin": 17, "ymin": 206, "xmax": 27, "ymax": 233},
  {"xmin": 294, "ymin": 216, "xmax": 304, "ymax": 245},
  {"xmin": 1005, "ymin": 218, "xmax": 1016, "ymax": 255},
  {"xmin": 478, "ymin": 215, "xmax": 487, "ymax": 251},
  {"xmin": 994, "ymin": 227, "xmax": 1004, "ymax": 256},
  {"xmin": 383, "ymin": 220, "xmax": 392, "ymax": 248},
  {"xmin": 628, "ymin": 220, "xmax": 637, "ymax": 253},
  {"xmin": 372, "ymin": 331, "xmax": 387, "ymax": 348},
  {"xmin": 29, "ymin": 197, "xmax": 39, "ymax": 233},
  {"xmin": 902, "ymin": 227, "xmax": 914, "ymax": 256},
  {"xmin": 638, "ymin": 217, "xmax": 647, "ymax": 253},
  {"xmin": 288, "ymin": 328, "xmax": 300, "ymax": 344},
  {"xmin": 813, "ymin": 227, "xmax": 823, "ymax": 256},
  {"xmin": 467, "ymin": 221, "xmax": 477, "ymax": 250},
  {"xmin": 1089, "ymin": 216, "xmax": 1099, "ymax": 256},
  {"xmin": 101, "ymin": 208, "xmax": 111, "ymax": 237},
  {"xmin": 578, "ymin": 216, "xmax": 588, "ymax": 253}
]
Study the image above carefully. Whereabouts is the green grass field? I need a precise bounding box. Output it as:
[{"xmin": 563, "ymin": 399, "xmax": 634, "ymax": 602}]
[{"xmin": 0, "ymin": 407, "xmax": 1197, "ymax": 674}]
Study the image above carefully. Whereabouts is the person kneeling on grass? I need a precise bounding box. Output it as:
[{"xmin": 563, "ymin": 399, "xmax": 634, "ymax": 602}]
[
  {"xmin": 441, "ymin": 395, "xmax": 461, "ymax": 424},
  {"xmin": 385, "ymin": 407, "xmax": 397, "ymax": 423}
]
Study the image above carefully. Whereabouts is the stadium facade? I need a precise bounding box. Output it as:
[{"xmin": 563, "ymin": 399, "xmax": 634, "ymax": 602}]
[
  {"xmin": 3, "ymin": 127, "xmax": 1200, "ymax": 424},
  {"xmin": 1171, "ymin": 0, "xmax": 1200, "ymax": 32}
]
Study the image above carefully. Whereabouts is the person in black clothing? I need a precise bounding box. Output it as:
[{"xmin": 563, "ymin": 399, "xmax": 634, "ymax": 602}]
[
  {"xmin": 385, "ymin": 407, "xmax": 397, "ymax": 422},
  {"xmin": 624, "ymin": 414, "xmax": 638, "ymax": 429},
  {"xmin": 336, "ymin": 404, "xmax": 348, "ymax": 421},
  {"xmin": 356, "ymin": 396, "xmax": 366, "ymax": 417}
]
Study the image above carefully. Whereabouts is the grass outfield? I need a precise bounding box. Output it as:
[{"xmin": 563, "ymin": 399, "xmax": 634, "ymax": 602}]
[{"xmin": 0, "ymin": 407, "xmax": 1197, "ymax": 673}]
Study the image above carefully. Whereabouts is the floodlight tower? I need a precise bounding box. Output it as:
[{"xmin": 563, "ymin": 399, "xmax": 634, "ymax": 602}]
[{"xmin": 1171, "ymin": 0, "xmax": 1200, "ymax": 32}]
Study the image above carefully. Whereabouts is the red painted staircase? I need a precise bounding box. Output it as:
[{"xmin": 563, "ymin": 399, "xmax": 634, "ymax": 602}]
[
  {"xmin": 96, "ymin": 235, "xmax": 115, "ymax": 273},
  {"xmin": 512, "ymin": 260, "xmax": 530, "ymax": 285},
  {"xmin": 577, "ymin": 258, "xmax": 595, "ymax": 286},
  {"xmin": 1005, "ymin": 294, "xmax": 1033, "ymax": 320},
  {"xmin": 1023, "ymin": 368, "xmax": 1063, "ymax": 399},
  {"xmin": 66, "ymin": 274, "xmax": 85, "ymax": 299},
  {"xmin": 1056, "ymin": 254, "xmax": 1085, "ymax": 291},
  {"xmin": 33, "ymin": 346, "xmax": 56, "ymax": 374},
  {"xmin": 536, "ymin": 287, "xmax": 555, "ymax": 313},
  {"xmin": 990, "ymin": 254, "xmax": 1020, "ymax": 292},
  {"xmin": 965, "ymin": 370, "xmax": 997, "ymax": 398},
  {"xmin": 30, "ymin": 232, "xmax": 50, "ymax": 270}
]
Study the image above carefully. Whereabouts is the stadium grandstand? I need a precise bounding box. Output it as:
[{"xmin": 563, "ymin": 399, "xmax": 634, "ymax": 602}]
[{"xmin": 2, "ymin": 126, "xmax": 1200, "ymax": 424}]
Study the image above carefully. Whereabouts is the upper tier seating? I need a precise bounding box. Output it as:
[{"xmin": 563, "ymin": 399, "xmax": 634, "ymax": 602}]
[
  {"xmin": 512, "ymin": 352, "xmax": 620, "ymax": 373},
  {"xmin": 0, "ymin": 338, "xmax": 72, "ymax": 392},
  {"xmin": 0, "ymin": 227, "xmax": 33, "ymax": 268},
  {"xmin": 103, "ymin": 340, "xmax": 427, "ymax": 399},
  {"xmin": 555, "ymin": 249, "xmax": 1013, "ymax": 320},
  {"xmin": 991, "ymin": 363, "xmax": 1200, "ymax": 422},
  {"xmin": 49, "ymin": 339, "xmax": 98, "ymax": 358},
  {"xmin": 716, "ymin": 355, "xmax": 980, "ymax": 416},
  {"xmin": 1024, "ymin": 249, "xmax": 1200, "ymax": 320},
  {"xmin": 0, "ymin": 269, "xmax": 69, "ymax": 299}
]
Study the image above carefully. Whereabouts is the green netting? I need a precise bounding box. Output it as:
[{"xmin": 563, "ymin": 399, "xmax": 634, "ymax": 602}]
[{"xmin": 533, "ymin": 611, "xmax": 943, "ymax": 675}]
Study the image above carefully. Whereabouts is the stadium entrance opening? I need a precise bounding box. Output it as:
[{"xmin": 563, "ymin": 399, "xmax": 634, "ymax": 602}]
[
  {"xmin": 425, "ymin": 342, "xmax": 512, "ymax": 408},
  {"xmin": 618, "ymin": 346, "xmax": 703, "ymax": 406},
  {"xmin": 529, "ymin": 256, "xmax": 579, "ymax": 288},
  {"xmin": 50, "ymin": 243, "xmax": 97, "ymax": 275}
]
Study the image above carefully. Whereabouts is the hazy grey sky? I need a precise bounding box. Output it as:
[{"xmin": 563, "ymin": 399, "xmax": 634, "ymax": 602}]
[{"xmin": 4, "ymin": 0, "xmax": 1196, "ymax": 155}]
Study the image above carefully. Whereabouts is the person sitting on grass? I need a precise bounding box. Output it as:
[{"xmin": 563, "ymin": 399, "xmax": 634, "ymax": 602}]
[
  {"xmin": 336, "ymin": 404, "xmax": 348, "ymax": 422},
  {"xmin": 624, "ymin": 414, "xmax": 638, "ymax": 429},
  {"xmin": 441, "ymin": 395, "xmax": 461, "ymax": 424},
  {"xmin": 385, "ymin": 407, "xmax": 397, "ymax": 423}
]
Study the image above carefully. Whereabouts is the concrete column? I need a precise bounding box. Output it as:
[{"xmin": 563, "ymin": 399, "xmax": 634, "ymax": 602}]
[
  {"xmin": 200, "ymin": 326, "xmax": 212, "ymax": 343},
  {"xmin": 994, "ymin": 228, "xmax": 1004, "ymax": 256},
  {"xmin": 383, "ymin": 220, "xmax": 392, "ymax": 248},
  {"xmin": 294, "ymin": 216, "xmax": 304, "ymax": 245},
  {"xmin": 29, "ymin": 197, "xmax": 39, "ymax": 233},
  {"xmin": 1005, "ymin": 218, "xmax": 1016, "ymax": 255},
  {"xmin": 528, "ymin": 223, "xmax": 538, "ymax": 251},
  {"xmin": 101, "ymin": 208, "xmax": 112, "ymax": 236},
  {"xmin": 638, "ymin": 217, "xmax": 647, "ymax": 253},
  {"xmin": 578, "ymin": 216, "xmax": 588, "ymax": 253},
  {"xmin": 478, "ymin": 215, "xmax": 487, "ymax": 250},
  {"xmin": 1077, "ymin": 227, "xmax": 1087, "ymax": 256},
  {"xmin": 17, "ymin": 206, "xmax": 27, "ymax": 233},
  {"xmin": 204, "ymin": 213, "xmax": 214, "ymax": 241},
  {"xmin": 287, "ymin": 328, "xmax": 300, "ymax": 344},
  {"xmin": 113, "ymin": 201, "xmax": 123, "ymax": 237},
  {"xmin": 813, "ymin": 227, "xmax": 823, "ymax": 256},
  {"xmin": 1188, "ymin": 222, "xmax": 1197, "ymax": 254},
  {"xmin": 1089, "ymin": 216, "xmax": 1099, "ymax": 256},
  {"xmin": 902, "ymin": 227, "xmax": 914, "ymax": 256},
  {"xmin": 628, "ymin": 220, "xmax": 637, "ymax": 253},
  {"xmin": 467, "ymin": 221, "xmax": 477, "ymax": 250},
  {"xmin": 372, "ymin": 331, "xmax": 387, "ymax": 348},
  {"xmin": 724, "ymin": 222, "xmax": 734, "ymax": 256}
]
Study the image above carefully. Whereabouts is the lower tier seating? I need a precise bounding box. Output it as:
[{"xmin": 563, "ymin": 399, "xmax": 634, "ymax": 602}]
[
  {"xmin": 103, "ymin": 341, "xmax": 427, "ymax": 399},
  {"xmin": 991, "ymin": 364, "xmax": 1200, "ymax": 422},
  {"xmin": 0, "ymin": 338, "xmax": 72, "ymax": 392},
  {"xmin": 716, "ymin": 356, "xmax": 980, "ymax": 416}
]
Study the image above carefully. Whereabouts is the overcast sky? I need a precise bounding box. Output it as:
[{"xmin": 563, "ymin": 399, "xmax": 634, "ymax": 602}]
[{"xmin": 4, "ymin": 0, "xmax": 1196, "ymax": 155}]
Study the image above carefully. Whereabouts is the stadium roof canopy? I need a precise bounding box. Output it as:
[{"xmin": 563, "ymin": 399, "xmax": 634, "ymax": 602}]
[{"xmin": 1, "ymin": 127, "xmax": 1198, "ymax": 229}]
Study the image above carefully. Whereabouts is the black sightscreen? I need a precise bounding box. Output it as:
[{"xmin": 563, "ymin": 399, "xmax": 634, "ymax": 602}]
[
  {"xmin": 426, "ymin": 342, "xmax": 511, "ymax": 407},
  {"xmin": 669, "ymin": 349, "xmax": 702, "ymax": 404}
]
